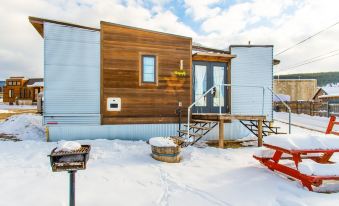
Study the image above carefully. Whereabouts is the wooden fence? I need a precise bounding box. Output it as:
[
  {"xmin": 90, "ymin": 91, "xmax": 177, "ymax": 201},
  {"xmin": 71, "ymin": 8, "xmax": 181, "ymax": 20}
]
[{"xmin": 274, "ymin": 101, "xmax": 339, "ymax": 117}]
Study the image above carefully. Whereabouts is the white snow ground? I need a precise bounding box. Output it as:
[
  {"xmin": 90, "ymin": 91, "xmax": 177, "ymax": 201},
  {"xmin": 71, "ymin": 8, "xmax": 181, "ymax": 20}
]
[
  {"xmin": 274, "ymin": 112, "xmax": 332, "ymax": 132},
  {"xmin": 0, "ymin": 102, "xmax": 37, "ymax": 110},
  {"xmin": 0, "ymin": 114, "xmax": 338, "ymax": 206}
]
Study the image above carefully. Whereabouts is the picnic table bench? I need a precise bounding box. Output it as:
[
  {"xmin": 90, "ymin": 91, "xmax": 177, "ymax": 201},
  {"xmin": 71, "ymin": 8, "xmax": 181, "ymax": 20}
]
[{"xmin": 254, "ymin": 134, "xmax": 339, "ymax": 191}]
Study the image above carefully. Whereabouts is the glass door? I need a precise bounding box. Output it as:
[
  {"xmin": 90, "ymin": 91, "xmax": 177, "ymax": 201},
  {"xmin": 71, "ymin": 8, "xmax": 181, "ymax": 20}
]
[
  {"xmin": 193, "ymin": 62, "xmax": 209, "ymax": 113},
  {"xmin": 211, "ymin": 62, "xmax": 227, "ymax": 113},
  {"xmin": 192, "ymin": 61, "xmax": 227, "ymax": 113}
]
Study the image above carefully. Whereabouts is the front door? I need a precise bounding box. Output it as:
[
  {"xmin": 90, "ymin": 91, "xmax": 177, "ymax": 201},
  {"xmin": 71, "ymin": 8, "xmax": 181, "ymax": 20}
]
[{"xmin": 192, "ymin": 61, "xmax": 227, "ymax": 113}]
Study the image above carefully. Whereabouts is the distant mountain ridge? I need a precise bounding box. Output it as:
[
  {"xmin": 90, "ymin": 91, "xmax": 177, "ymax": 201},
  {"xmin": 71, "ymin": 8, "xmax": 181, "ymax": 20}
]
[{"xmin": 274, "ymin": 72, "xmax": 339, "ymax": 87}]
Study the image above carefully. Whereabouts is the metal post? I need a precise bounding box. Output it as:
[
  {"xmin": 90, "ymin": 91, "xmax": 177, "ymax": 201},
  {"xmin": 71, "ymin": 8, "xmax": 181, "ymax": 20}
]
[
  {"xmin": 219, "ymin": 84, "xmax": 222, "ymax": 115},
  {"xmin": 288, "ymin": 111, "xmax": 291, "ymax": 134},
  {"xmin": 187, "ymin": 109, "xmax": 190, "ymax": 140},
  {"xmin": 69, "ymin": 171, "xmax": 76, "ymax": 206},
  {"xmin": 262, "ymin": 88, "xmax": 265, "ymax": 115}
]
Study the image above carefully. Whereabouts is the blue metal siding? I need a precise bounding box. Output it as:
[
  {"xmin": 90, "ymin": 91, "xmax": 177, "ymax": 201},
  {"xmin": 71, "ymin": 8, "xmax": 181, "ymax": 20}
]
[
  {"xmin": 44, "ymin": 22, "xmax": 100, "ymax": 125},
  {"xmin": 230, "ymin": 46, "xmax": 273, "ymax": 120},
  {"xmin": 48, "ymin": 124, "xmax": 179, "ymax": 141}
]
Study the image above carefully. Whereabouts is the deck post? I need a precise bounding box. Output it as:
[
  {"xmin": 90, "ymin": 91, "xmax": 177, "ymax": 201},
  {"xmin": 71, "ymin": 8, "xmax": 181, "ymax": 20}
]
[
  {"xmin": 258, "ymin": 119, "xmax": 263, "ymax": 147},
  {"xmin": 218, "ymin": 119, "xmax": 224, "ymax": 148}
]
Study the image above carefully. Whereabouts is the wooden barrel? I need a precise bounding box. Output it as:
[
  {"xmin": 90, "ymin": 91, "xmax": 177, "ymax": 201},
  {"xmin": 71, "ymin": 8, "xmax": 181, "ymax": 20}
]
[{"xmin": 151, "ymin": 145, "xmax": 181, "ymax": 163}]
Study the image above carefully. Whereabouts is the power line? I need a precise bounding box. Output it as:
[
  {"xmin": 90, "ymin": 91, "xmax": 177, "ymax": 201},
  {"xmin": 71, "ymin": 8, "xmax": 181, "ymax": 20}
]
[
  {"xmin": 280, "ymin": 48, "xmax": 339, "ymax": 69},
  {"xmin": 276, "ymin": 52, "xmax": 339, "ymax": 74},
  {"xmin": 275, "ymin": 20, "xmax": 339, "ymax": 57}
]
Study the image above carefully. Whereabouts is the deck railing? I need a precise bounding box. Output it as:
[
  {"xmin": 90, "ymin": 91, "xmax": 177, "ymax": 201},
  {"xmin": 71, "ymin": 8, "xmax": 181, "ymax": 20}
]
[{"xmin": 186, "ymin": 84, "xmax": 291, "ymax": 140}]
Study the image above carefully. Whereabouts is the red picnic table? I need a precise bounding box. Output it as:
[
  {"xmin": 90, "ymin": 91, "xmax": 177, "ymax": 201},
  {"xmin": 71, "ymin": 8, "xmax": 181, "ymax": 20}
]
[
  {"xmin": 254, "ymin": 115, "xmax": 339, "ymax": 191},
  {"xmin": 254, "ymin": 141, "xmax": 339, "ymax": 191}
]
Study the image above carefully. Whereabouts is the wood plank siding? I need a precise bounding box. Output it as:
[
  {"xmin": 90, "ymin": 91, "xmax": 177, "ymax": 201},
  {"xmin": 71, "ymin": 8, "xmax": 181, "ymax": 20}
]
[{"xmin": 101, "ymin": 22, "xmax": 192, "ymax": 124}]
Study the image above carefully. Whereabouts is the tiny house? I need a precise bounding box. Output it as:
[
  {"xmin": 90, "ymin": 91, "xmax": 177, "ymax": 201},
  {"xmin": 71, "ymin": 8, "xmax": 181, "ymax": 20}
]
[
  {"xmin": 29, "ymin": 17, "xmax": 274, "ymax": 143},
  {"xmin": 3, "ymin": 76, "xmax": 44, "ymax": 105}
]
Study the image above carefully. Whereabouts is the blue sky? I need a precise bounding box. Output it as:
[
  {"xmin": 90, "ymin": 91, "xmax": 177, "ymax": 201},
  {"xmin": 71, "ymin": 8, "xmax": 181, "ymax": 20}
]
[{"xmin": 1, "ymin": 0, "xmax": 339, "ymax": 79}]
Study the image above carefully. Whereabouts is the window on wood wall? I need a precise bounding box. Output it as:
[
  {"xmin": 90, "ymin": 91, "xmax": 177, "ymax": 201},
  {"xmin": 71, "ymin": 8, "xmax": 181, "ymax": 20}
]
[
  {"xmin": 141, "ymin": 55, "xmax": 157, "ymax": 83},
  {"xmin": 9, "ymin": 89, "xmax": 13, "ymax": 98}
]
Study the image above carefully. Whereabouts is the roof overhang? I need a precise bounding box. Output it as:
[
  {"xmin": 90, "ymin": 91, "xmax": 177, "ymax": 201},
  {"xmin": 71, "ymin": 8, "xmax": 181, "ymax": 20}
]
[
  {"xmin": 192, "ymin": 52, "xmax": 236, "ymax": 62},
  {"xmin": 28, "ymin": 16, "xmax": 100, "ymax": 38}
]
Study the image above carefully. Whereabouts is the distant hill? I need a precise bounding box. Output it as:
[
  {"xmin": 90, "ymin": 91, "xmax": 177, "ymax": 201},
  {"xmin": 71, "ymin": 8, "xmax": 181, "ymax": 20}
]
[
  {"xmin": 0, "ymin": 81, "xmax": 5, "ymax": 87},
  {"xmin": 274, "ymin": 72, "xmax": 339, "ymax": 87}
]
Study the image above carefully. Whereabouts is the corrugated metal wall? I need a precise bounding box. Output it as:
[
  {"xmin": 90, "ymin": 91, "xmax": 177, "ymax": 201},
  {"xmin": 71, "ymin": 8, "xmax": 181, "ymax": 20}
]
[
  {"xmin": 48, "ymin": 124, "xmax": 179, "ymax": 141},
  {"xmin": 44, "ymin": 22, "xmax": 100, "ymax": 125},
  {"xmin": 230, "ymin": 46, "xmax": 273, "ymax": 120}
]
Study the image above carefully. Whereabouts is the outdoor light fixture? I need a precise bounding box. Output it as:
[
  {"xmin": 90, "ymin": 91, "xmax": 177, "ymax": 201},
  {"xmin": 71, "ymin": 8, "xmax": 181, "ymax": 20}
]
[{"xmin": 49, "ymin": 145, "xmax": 91, "ymax": 206}]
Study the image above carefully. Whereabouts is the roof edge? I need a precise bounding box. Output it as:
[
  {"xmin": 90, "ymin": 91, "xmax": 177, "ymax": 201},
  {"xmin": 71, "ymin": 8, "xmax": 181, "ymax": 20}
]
[
  {"xmin": 100, "ymin": 21, "xmax": 192, "ymax": 40},
  {"xmin": 28, "ymin": 16, "xmax": 100, "ymax": 37},
  {"xmin": 229, "ymin": 45, "xmax": 274, "ymax": 48}
]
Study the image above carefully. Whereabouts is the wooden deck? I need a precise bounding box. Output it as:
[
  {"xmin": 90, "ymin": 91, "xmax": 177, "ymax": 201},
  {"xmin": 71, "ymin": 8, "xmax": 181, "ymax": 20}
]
[
  {"xmin": 192, "ymin": 113, "xmax": 266, "ymax": 121},
  {"xmin": 192, "ymin": 113, "xmax": 266, "ymax": 148}
]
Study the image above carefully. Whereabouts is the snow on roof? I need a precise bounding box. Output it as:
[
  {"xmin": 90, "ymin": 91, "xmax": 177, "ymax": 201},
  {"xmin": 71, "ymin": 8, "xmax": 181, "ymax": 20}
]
[
  {"xmin": 273, "ymin": 94, "xmax": 290, "ymax": 102},
  {"xmin": 318, "ymin": 85, "xmax": 339, "ymax": 98},
  {"xmin": 322, "ymin": 86, "xmax": 339, "ymax": 95},
  {"xmin": 27, "ymin": 81, "xmax": 44, "ymax": 87}
]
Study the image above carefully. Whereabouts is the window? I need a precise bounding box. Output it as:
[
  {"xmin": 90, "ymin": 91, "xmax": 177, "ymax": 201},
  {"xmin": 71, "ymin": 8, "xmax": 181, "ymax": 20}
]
[
  {"xmin": 141, "ymin": 55, "xmax": 156, "ymax": 83},
  {"xmin": 13, "ymin": 81, "xmax": 17, "ymax": 86},
  {"xmin": 9, "ymin": 89, "xmax": 14, "ymax": 98},
  {"xmin": 8, "ymin": 81, "xmax": 12, "ymax": 86},
  {"xmin": 17, "ymin": 81, "xmax": 21, "ymax": 86}
]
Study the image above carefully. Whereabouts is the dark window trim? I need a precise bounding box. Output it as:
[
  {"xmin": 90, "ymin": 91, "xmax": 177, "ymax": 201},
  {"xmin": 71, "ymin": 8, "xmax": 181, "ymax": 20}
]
[{"xmin": 141, "ymin": 55, "xmax": 157, "ymax": 84}]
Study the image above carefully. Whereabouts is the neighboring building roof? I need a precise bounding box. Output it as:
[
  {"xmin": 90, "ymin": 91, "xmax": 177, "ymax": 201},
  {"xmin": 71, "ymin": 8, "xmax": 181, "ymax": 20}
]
[
  {"xmin": 314, "ymin": 86, "xmax": 339, "ymax": 99},
  {"xmin": 8, "ymin": 76, "xmax": 26, "ymax": 80},
  {"xmin": 27, "ymin": 78, "xmax": 44, "ymax": 87},
  {"xmin": 273, "ymin": 94, "xmax": 290, "ymax": 102},
  {"xmin": 321, "ymin": 86, "xmax": 339, "ymax": 95}
]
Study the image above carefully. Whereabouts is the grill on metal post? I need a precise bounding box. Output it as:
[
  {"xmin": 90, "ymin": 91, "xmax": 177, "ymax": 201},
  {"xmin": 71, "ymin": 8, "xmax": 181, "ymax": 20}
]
[{"xmin": 49, "ymin": 145, "xmax": 91, "ymax": 206}]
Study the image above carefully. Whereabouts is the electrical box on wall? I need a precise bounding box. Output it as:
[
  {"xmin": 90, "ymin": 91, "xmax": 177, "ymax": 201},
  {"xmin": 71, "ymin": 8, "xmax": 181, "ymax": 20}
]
[{"xmin": 107, "ymin": 98, "xmax": 121, "ymax": 111}]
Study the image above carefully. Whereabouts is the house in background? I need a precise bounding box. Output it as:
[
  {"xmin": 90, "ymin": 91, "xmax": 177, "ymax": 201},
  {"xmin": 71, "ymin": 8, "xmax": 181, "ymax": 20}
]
[
  {"xmin": 0, "ymin": 81, "xmax": 5, "ymax": 100},
  {"xmin": 273, "ymin": 79, "xmax": 317, "ymax": 101},
  {"xmin": 3, "ymin": 77, "xmax": 44, "ymax": 105},
  {"xmin": 313, "ymin": 86, "xmax": 339, "ymax": 103},
  {"xmin": 29, "ymin": 16, "xmax": 275, "ymax": 144}
]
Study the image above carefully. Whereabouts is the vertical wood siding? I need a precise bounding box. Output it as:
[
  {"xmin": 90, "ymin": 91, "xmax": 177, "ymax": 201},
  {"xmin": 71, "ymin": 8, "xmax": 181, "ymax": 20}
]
[{"xmin": 101, "ymin": 22, "xmax": 192, "ymax": 124}]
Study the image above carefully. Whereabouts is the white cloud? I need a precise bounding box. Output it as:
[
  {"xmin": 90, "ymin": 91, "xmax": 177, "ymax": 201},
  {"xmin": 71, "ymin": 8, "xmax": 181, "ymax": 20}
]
[
  {"xmin": 1, "ymin": 0, "xmax": 339, "ymax": 79},
  {"xmin": 194, "ymin": 0, "xmax": 339, "ymax": 75},
  {"xmin": 0, "ymin": 0, "xmax": 196, "ymax": 79},
  {"xmin": 184, "ymin": 0, "xmax": 222, "ymax": 21}
]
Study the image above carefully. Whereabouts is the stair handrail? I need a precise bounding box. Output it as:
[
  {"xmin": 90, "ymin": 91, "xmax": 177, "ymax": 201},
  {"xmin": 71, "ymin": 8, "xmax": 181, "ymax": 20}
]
[
  {"xmin": 266, "ymin": 87, "xmax": 291, "ymax": 134},
  {"xmin": 217, "ymin": 84, "xmax": 266, "ymax": 116},
  {"xmin": 187, "ymin": 85, "xmax": 218, "ymax": 140},
  {"xmin": 187, "ymin": 84, "xmax": 267, "ymax": 140}
]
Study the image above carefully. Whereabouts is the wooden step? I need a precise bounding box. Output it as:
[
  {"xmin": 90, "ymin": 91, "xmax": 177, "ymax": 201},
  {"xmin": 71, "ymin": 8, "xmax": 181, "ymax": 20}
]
[
  {"xmin": 177, "ymin": 130, "xmax": 203, "ymax": 138},
  {"xmin": 183, "ymin": 125, "xmax": 212, "ymax": 130},
  {"xmin": 192, "ymin": 119, "xmax": 217, "ymax": 124},
  {"xmin": 243, "ymin": 123, "xmax": 280, "ymax": 129},
  {"xmin": 250, "ymin": 128, "xmax": 286, "ymax": 135},
  {"xmin": 170, "ymin": 136, "xmax": 186, "ymax": 144}
]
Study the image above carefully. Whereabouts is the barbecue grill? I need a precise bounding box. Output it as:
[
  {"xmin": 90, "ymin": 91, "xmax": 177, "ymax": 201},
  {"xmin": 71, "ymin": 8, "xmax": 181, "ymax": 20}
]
[
  {"xmin": 49, "ymin": 145, "xmax": 91, "ymax": 172},
  {"xmin": 49, "ymin": 144, "xmax": 91, "ymax": 206}
]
